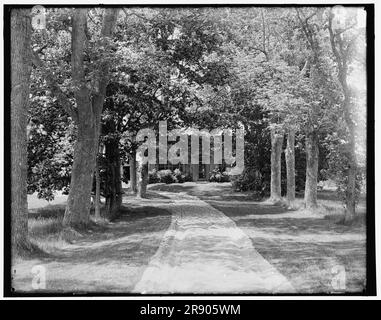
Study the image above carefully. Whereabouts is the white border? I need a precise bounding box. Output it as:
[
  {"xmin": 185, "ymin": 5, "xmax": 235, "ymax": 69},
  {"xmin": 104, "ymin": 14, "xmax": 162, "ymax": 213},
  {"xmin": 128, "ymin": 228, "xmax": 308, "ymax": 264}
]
[{"xmin": 0, "ymin": 0, "xmax": 379, "ymax": 300}]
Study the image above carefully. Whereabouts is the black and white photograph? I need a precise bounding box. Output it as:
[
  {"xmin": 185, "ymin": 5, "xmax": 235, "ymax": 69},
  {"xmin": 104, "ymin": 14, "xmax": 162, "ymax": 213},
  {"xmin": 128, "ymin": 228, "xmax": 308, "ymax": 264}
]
[{"xmin": 1, "ymin": 0, "xmax": 377, "ymax": 302}]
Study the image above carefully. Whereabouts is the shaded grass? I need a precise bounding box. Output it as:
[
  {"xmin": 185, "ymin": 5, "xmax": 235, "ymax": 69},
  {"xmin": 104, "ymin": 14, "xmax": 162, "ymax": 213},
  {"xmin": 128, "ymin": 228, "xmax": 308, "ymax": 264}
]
[
  {"xmin": 28, "ymin": 205, "xmax": 66, "ymax": 253},
  {"xmin": 210, "ymin": 201, "xmax": 366, "ymax": 293},
  {"xmin": 14, "ymin": 203, "xmax": 172, "ymax": 292},
  {"xmin": 26, "ymin": 190, "xmax": 173, "ymax": 255},
  {"xmin": 27, "ymin": 204, "xmax": 101, "ymax": 252}
]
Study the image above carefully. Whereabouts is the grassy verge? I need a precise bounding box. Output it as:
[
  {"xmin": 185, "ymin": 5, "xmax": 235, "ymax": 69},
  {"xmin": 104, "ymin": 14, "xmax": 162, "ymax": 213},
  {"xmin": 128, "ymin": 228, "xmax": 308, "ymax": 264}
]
[
  {"xmin": 14, "ymin": 200, "xmax": 172, "ymax": 292},
  {"xmin": 208, "ymin": 192, "xmax": 367, "ymax": 293},
  {"xmin": 28, "ymin": 205, "xmax": 66, "ymax": 253}
]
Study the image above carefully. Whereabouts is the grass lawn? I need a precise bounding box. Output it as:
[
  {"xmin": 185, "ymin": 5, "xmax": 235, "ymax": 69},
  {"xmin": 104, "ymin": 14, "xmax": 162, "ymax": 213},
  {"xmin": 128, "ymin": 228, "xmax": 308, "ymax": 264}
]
[
  {"xmin": 215, "ymin": 205, "xmax": 366, "ymax": 293},
  {"xmin": 13, "ymin": 192, "xmax": 172, "ymax": 293},
  {"xmin": 149, "ymin": 182, "xmax": 367, "ymax": 293}
]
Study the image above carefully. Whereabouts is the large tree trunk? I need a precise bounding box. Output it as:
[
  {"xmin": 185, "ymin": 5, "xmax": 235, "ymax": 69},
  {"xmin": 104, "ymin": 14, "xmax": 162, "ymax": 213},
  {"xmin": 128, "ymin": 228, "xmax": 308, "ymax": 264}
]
[
  {"xmin": 136, "ymin": 152, "xmax": 148, "ymax": 198},
  {"xmin": 11, "ymin": 9, "xmax": 32, "ymax": 254},
  {"xmin": 130, "ymin": 150, "xmax": 137, "ymax": 193},
  {"xmin": 63, "ymin": 9, "xmax": 118, "ymax": 228},
  {"xmin": 104, "ymin": 140, "xmax": 122, "ymax": 220},
  {"xmin": 269, "ymin": 129, "xmax": 284, "ymax": 203},
  {"xmin": 63, "ymin": 126, "xmax": 98, "ymax": 227},
  {"xmin": 304, "ymin": 131, "xmax": 319, "ymax": 209},
  {"xmin": 63, "ymin": 9, "xmax": 96, "ymax": 228},
  {"xmin": 285, "ymin": 129, "xmax": 296, "ymax": 209}
]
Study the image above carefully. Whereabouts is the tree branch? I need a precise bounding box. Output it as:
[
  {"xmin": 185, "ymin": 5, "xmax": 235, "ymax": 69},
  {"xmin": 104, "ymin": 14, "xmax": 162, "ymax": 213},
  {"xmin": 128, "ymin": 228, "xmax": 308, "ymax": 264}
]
[
  {"xmin": 249, "ymin": 45, "xmax": 268, "ymax": 60},
  {"xmin": 328, "ymin": 11, "xmax": 343, "ymax": 67},
  {"xmin": 260, "ymin": 8, "xmax": 267, "ymax": 59},
  {"xmin": 122, "ymin": 8, "xmax": 153, "ymax": 23}
]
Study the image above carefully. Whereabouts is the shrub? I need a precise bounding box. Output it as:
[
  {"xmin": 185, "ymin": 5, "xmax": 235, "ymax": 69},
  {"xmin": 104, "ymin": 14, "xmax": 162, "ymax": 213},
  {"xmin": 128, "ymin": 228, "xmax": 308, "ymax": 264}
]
[
  {"xmin": 173, "ymin": 168, "xmax": 186, "ymax": 183},
  {"xmin": 148, "ymin": 168, "xmax": 160, "ymax": 184},
  {"xmin": 209, "ymin": 168, "xmax": 230, "ymax": 183},
  {"xmin": 158, "ymin": 169, "xmax": 176, "ymax": 184},
  {"xmin": 231, "ymin": 168, "xmax": 267, "ymax": 196},
  {"xmin": 149, "ymin": 168, "xmax": 193, "ymax": 184},
  {"xmin": 323, "ymin": 134, "xmax": 365, "ymax": 206}
]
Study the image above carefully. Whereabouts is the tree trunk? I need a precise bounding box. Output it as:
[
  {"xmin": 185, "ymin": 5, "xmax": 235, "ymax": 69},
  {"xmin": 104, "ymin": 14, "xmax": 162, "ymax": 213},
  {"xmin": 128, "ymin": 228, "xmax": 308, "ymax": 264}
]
[
  {"xmin": 270, "ymin": 129, "xmax": 284, "ymax": 203},
  {"xmin": 11, "ymin": 9, "xmax": 32, "ymax": 254},
  {"xmin": 345, "ymin": 158, "xmax": 357, "ymax": 222},
  {"xmin": 328, "ymin": 13, "xmax": 360, "ymax": 222},
  {"xmin": 63, "ymin": 9, "xmax": 118, "ymax": 229},
  {"xmin": 130, "ymin": 150, "xmax": 137, "ymax": 193},
  {"xmin": 63, "ymin": 126, "xmax": 98, "ymax": 227},
  {"xmin": 104, "ymin": 140, "xmax": 122, "ymax": 220},
  {"xmin": 136, "ymin": 153, "xmax": 148, "ymax": 198},
  {"xmin": 344, "ymin": 116, "xmax": 357, "ymax": 222},
  {"xmin": 304, "ymin": 131, "xmax": 319, "ymax": 209},
  {"xmin": 94, "ymin": 156, "xmax": 101, "ymax": 220},
  {"xmin": 285, "ymin": 129, "xmax": 296, "ymax": 209}
]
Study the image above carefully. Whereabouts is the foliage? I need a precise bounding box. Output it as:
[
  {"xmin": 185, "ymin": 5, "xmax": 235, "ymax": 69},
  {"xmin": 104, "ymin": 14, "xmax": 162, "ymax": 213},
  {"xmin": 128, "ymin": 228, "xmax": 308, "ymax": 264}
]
[
  {"xmin": 322, "ymin": 131, "xmax": 364, "ymax": 204},
  {"xmin": 231, "ymin": 168, "xmax": 267, "ymax": 196},
  {"xmin": 148, "ymin": 168, "xmax": 161, "ymax": 184},
  {"xmin": 148, "ymin": 168, "xmax": 192, "ymax": 184},
  {"xmin": 27, "ymin": 82, "xmax": 75, "ymax": 200},
  {"xmin": 209, "ymin": 168, "xmax": 230, "ymax": 183},
  {"xmin": 172, "ymin": 168, "xmax": 186, "ymax": 183},
  {"xmin": 26, "ymin": 7, "xmax": 367, "ymax": 215},
  {"xmin": 158, "ymin": 169, "xmax": 176, "ymax": 184}
]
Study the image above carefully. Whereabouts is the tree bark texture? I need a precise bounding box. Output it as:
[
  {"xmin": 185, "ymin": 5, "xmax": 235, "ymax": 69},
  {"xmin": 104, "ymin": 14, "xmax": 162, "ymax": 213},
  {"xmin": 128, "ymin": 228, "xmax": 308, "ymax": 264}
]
[
  {"xmin": 304, "ymin": 131, "xmax": 319, "ymax": 209},
  {"xmin": 285, "ymin": 129, "xmax": 296, "ymax": 209},
  {"xmin": 11, "ymin": 9, "xmax": 32, "ymax": 254},
  {"xmin": 94, "ymin": 156, "xmax": 101, "ymax": 220},
  {"xmin": 136, "ymin": 152, "xmax": 148, "ymax": 198},
  {"xmin": 270, "ymin": 129, "xmax": 284, "ymax": 202},
  {"xmin": 130, "ymin": 150, "xmax": 137, "ymax": 193},
  {"xmin": 104, "ymin": 140, "xmax": 122, "ymax": 220}
]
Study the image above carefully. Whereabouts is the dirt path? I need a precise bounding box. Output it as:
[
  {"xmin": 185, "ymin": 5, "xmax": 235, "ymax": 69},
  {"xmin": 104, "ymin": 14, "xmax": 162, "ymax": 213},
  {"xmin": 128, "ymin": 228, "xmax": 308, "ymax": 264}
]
[{"xmin": 133, "ymin": 192, "xmax": 295, "ymax": 294}]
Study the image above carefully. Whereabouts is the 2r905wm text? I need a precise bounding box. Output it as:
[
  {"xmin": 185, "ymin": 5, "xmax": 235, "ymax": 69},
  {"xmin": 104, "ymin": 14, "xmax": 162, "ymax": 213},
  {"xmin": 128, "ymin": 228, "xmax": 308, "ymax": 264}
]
[{"xmin": 184, "ymin": 304, "xmax": 240, "ymax": 315}]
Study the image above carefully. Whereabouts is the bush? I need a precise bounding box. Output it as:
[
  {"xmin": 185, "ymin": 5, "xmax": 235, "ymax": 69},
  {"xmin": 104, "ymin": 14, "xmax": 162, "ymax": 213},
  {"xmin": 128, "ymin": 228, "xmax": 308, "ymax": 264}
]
[
  {"xmin": 148, "ymin": 169, "xmax": 160, "ymax": 184},
  {"xmin": 231, "ymin": 168, "xmax": 267, "ymax": 196},
  {"xmin": 158, "ymin": 169, "xmax": 176, "ymax": 184},
  {"xmin": 209, "ymin": 168, "xmax": 230, "ymax": 183},
  {"xmin": 148, "ymin": 168, "xmax": 193, "ymax": 184},
  {"xmin": 323, "ymin": 134, "xmax": 364, "ymax": 206},
  {"xmin": 173, "ymin": 168, "xmax": 185, "ymax": 183}
]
